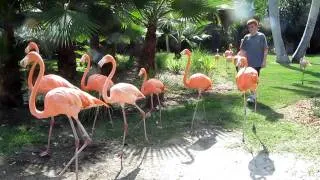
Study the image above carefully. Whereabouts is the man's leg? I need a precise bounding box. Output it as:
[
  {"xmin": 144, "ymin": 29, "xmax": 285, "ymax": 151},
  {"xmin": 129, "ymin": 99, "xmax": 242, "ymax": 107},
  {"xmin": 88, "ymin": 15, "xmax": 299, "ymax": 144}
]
[{"xmin": 247, "ymin": 67, "xmax": 261, "ymax": 103}]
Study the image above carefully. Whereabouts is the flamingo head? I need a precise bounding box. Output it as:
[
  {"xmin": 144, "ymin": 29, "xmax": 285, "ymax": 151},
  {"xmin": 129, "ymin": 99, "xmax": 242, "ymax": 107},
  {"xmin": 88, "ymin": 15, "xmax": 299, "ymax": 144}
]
[
  {"xmin": 234, "ymin": 55, "xmax": 241, "ymax": 67},
  {"xmin": 228, "ymin": 43, "xmax": 233, "ymax": 49},
  {"xmin": 180, "ymin": 49, "xmax": 191, "ymax": 56},
  {"xmin": 138, "ymin": 68, "xmax": 146, "ymax": 77},
  {"xmin": 20, "ymin": 51, "xmax": 39, "ymax": 68},
  {"xmin": 80, "ymin": 53, "xmax": 90, "ymax": 63},
  {"xmin": 25, "ymin": 41, "xmax": 39, "ymax": 54},
  {"xmin": 98, "ymin": 54, "xmax": 115, "ymax": 68}
]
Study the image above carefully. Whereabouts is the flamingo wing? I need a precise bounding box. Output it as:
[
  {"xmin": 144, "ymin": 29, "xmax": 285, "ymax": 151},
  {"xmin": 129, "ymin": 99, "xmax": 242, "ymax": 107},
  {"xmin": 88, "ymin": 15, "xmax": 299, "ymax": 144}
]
[
  {"xmin": 87, "ymin": 74, "xmax": 114, "ymax": 93},
  {"xmin": 142, "ymin": 79, "xmax": 164, "ymax": 95},
  {"xmin": 236, "ymin": 67, "xmax": 258, "ymax": 92},
  {"xmin": 110, "ymin": 83, "xmax": 145, "ymax": 105},
  {"xmin": 188, "ymin": 73, "xmax": 212, "ymax": 91},
  {"xmin": 39, "ymin": 74, "xmax": 78, "ymax": 94}
]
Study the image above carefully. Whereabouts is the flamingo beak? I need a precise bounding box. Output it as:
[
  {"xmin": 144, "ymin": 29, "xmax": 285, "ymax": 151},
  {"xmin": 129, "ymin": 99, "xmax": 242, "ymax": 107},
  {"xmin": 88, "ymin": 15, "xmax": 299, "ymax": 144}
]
[
  {"xmin": 98, "ymin": 58, "xmax": 105, "ymax": 68},
  {"xmin": 19, "ymin": 57, "xmax": 29, "ymax": 68},
  {"xmin": 138, "ymin": 70, "xmax": 143, "ymax": 76},
  {"xmin": 180, "ymin": 50, "xmax": 185, "ymax": 55},
  {"xmin": 24, "ymin": 46, "xmax": 30, "ymax": 54}
]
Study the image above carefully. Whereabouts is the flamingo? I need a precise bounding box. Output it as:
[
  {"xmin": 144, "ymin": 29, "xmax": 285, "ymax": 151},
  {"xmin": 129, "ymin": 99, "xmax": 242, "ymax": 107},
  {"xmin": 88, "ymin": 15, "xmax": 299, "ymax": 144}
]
[
  {"xmin": 299, "ymin": 57, "xmax": 311, "ymax": 85},
  {"xmin": 20, "ymin": 51, "xmax": 109, "ymax": 179},
  {"xmin": 224, "ymin": 43, "xmax": 234, "ymax": 69},
  {"xmin": 80, "ymin": 54, "xmax": 114, "ymax": 134},
  {"xmin": 234, "ymin": 55, "xmax": 248, "ymax": 68},
  {"xmin": 98, "ymin": 55, "xmax": 149, "ymax": 148},
  {"xmin": 214, "ymin": 49, "xmax": 220, "ymax": 63},
  {"xmin": 236, "ymin": 67, "xmax": 259, "ymax": 142},
  {"xmin": 181, "ymin": 49, "xmax": 213, "ymax": 130},
  {"xmin": 138, "ymin": 67, "xmax": 165, "ymax": 127},
  {"xmin": 24, "ymin": 42, "xmax": 80, "ymax": 157}
]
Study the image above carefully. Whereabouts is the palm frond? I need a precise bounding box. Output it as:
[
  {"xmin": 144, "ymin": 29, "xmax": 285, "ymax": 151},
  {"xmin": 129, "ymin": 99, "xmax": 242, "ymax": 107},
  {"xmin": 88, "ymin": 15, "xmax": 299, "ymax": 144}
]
[
  {"xmin": 171, "ymin": 0, "xmax": 211, "ymax": 22},
  {"xmin": 29, "ymin": 4, "xmax": 99, "ymax": 48}
]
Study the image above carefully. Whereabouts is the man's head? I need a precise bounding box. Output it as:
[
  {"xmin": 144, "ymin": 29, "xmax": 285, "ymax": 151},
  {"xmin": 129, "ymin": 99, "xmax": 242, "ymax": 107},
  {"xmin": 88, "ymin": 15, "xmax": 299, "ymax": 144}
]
[{"xmin": 247, "ymin": 19, "xmax": 259, "ymax": 35}]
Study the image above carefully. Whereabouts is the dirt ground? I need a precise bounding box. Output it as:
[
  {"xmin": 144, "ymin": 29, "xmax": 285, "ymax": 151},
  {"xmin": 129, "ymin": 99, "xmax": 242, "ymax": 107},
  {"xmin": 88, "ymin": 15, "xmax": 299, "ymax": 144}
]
[
  {"xmin": 0, "ymin": 123, "xmax": 319, "ymax": 180},
  {"xmin": 1, "ymin": 70, "xmax": 319, "ymax": 179}
]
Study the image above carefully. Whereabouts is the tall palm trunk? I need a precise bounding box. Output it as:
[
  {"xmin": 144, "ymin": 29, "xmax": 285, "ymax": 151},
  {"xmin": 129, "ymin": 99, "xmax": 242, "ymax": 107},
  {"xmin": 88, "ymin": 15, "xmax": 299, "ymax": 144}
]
[
  {"xmin": 57, "ymin": 45, "xmax": 76, "ymax": 81},
  {"xmin": 141, "ymin": 22, "xmax": 157, "ymax": 71},
  {"xmin": 0, "ymin": 23, "xmax": 23, "ymax": 108},
  {"xmin": 292, "ymin": 0, "xmax": 320, "ymax": 63},
  {"xmin": 268, "ymin": 0, "xmax": 290, "ymax": 64}
]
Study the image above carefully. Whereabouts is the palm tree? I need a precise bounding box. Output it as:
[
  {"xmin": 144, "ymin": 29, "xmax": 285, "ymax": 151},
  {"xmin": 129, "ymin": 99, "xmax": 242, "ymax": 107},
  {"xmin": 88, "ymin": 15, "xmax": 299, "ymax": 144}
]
[
  {"xmin": 292, "ymin": 0, "xmax": 320, "ymax": 63},
  {"xmin": 268, "ymin": 0, "xmax": 290, "ymax": 64},
  {"xmin": 0, "ymin": 0, "xmax": 27, "ymax": 107},
  {"xmin": 25, "ymin": 1, "xmax": 99, "ymax": 80},
  {"xmin": 114, "ymin": 0, "xmax": 212, "ymax": 71}
]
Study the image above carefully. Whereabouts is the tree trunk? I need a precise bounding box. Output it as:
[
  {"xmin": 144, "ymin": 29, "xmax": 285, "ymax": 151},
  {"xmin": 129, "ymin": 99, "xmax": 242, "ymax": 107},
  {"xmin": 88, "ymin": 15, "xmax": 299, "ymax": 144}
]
[
  {"xmin": 0, "ymin": 23, "xmax": 23, "ymax": 108},
  {"xmin": 57, "ymin": 45, "xmax": 76, "ymax": 81},
  {"xmin": 268, "ymin": 0, "xmax": 290, "ymax": 64},
  {"xmin": 141, "ymin": 23, "xmax": 157, "ymax": 71},
  {"xmin": 292, "ymin": 0, "xmax": 320, "ymax": 63}
]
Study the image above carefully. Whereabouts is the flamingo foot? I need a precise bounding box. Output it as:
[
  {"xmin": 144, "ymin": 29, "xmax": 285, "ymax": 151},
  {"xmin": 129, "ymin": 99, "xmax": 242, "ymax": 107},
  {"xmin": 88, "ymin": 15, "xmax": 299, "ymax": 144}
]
[{"xmin": 39, "ymin": 149, "xmax": 50, "ymax": 157}]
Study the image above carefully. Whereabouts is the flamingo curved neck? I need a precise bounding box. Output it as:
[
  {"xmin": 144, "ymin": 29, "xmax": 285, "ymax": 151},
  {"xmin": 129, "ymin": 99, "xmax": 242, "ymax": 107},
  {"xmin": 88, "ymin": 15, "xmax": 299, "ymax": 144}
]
[
  {"xmin": 143, "ymin": 71, "xmax": 148, "ymax": 82},
  {"xmin": 80, "ymin": 56, "xmax": 91, "ymax": 91},
  {"xmin": 183, "ymin": 54, "xmax": 191, "ymax": 87},
  {"xmin": 27, "ymin": 63, "xmax": 37, "ymax": 90},
  {"xmin": 102, "ymin": 57, "xmax": 116, "ymax": 102},
  {"xmin": 29, "ymin": 55, "xmax": 46, "ymax": 119}
]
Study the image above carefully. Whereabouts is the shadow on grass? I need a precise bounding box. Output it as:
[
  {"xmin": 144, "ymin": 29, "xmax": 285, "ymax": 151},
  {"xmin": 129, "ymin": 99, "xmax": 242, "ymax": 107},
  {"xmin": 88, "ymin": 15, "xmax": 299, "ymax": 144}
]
[
  {"xmin": 248, "ymin": 102, "xmax": 284, "ymax": 122},
  {"xmin": 0, "ymin": 92, "xmax": 268, "ymax": 179},
  {"xmin": 272, "ymin": 86, "xmax": 320, "ymax": 98},
  {"xmin": 280, "ymin": 64, "xmax": 320, "ymax": 78}
]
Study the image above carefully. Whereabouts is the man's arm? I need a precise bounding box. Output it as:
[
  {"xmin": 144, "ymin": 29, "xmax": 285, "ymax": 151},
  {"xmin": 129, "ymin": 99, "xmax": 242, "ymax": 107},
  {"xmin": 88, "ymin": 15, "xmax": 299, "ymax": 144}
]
[
  {"xmin": 262, "ymin": 47, "xmax": 268, "ymax": 68},
  {"xmin": 239, "ymin": 38, "xmax": 247, "ymax": 56},
  {"xmin": 262, "ymin": 34, "xmax": 269, "ymax": 68}
]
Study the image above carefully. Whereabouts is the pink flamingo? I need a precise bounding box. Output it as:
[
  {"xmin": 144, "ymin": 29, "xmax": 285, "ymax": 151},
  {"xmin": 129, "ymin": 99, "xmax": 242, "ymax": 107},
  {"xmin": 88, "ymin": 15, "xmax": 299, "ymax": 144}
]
[
  {"xmin": 138, "ymin": 67, "xmax": 165, "ymax": 127},
  {"xmin": 20, "ymin": 51, "xmax": 109, "ymax": 179},
  {"xmin": 80, "ymin": 54, "xmax": 114, "ymax": 134},
  {"xmin": 214, "ymin": 49, "xmax": 220, "ymax": 63},
  {"xmin": 98, "ymin": 55, "xmax": 149, "ymax": 147},
  {"xmin": 236, "ymin": 67, "xmax": 259, "ymax": 141},
  {"xmin": 24, "ymin": 42, "xmax": 80, "ymax": 157},
  {"xmin": 299, "ymin": 57, "xmax": 311, "ymax": 85},
  {"xmin": 224, "ymin": 44, "xmax": 234, "ymax": 69},
  {"xmin": 181, "ymin": 49, "xmax": 213, "ymax": 130},
  {"xmin": 233, "ymin": 55, "xmax": 248, "ymax": 68}
]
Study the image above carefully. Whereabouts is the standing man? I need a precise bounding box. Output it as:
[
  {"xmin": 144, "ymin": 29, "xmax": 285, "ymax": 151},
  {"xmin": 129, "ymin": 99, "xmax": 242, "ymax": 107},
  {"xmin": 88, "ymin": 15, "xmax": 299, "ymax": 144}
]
[{"xmin": 239, "ymin": 19, "xmax": 268, "ymax": 103}]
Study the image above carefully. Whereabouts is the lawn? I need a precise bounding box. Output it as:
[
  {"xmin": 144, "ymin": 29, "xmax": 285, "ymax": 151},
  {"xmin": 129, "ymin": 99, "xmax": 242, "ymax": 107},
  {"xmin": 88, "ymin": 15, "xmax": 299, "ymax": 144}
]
[{"xmin": 0, "ymin": 52, "xmax": 319, "ymax": 159}]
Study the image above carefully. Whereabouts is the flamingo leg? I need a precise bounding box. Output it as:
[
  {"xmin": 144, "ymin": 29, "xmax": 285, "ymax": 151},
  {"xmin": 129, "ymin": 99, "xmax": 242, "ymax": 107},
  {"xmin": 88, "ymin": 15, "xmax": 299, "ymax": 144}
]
[
  {"xmin": 107, "ymin": 108, "xmax": 114, "ymax": 128},
  {"xmin": 156, "ymin": 94, "xmax": 162, "ymax": 128},
  {"xmin": 242, "ymin": 93, "xmax": 247, "ymax": 143},
  {"xmin": 134, "ymin": 104, "xmax": 148, "ymax": 142},
  {"xmin": 191, "ymin": 92, "xmax": 201, "ymax": 130},
  {"xmin": 201, "ymin": 98, "xmax": 208, "ymax": 124},
  {"xmin": 254, "ymin": 91, "xmax": 257, "ymax": 112},
  {"xmin": 121, "ymin": 106, "xmax": 128, "ymax": 148},
  {"xmin": 91, "ymin": 105, "xmax": 100, "ymax": 136},
  {"xmin": 102, "ymin": 93, "xmax": 114, "ymax": 128},
  {"xmin": 150, "ymin": 94, "xmax": 154, "ymax": 111},
  {"xmin": 301, "ymin": 68, "xmax": 305, "ymax": 85},
  {"xmin": 40, "ymin": 116, "xmax": 55, "ymax": 157},
  {"xmin": 59, "ymin": 117, "xmax": 91, "ymax": 178}
]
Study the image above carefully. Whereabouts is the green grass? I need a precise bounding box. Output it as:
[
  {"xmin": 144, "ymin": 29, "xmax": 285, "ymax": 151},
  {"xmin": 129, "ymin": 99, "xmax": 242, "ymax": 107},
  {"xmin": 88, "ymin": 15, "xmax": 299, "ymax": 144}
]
[
  {"xmin": 4, "ymin": 53, "xmax": 320, "ymax": 158},
  {"xmin": 91, "ymin": 54, "xmax": 320, "ymax": 157},
  {"xmin": 0, "ymin": 125, "xmax": 43, "ymax": 156}
]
